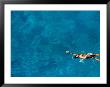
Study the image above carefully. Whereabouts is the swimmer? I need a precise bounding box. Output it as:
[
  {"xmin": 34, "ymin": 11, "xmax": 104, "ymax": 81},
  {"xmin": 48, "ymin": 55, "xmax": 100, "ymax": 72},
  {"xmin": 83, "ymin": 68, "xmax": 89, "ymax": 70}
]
[{"xmin": 65, "ymin": 50, "xmax": 100, "ymax": 61}]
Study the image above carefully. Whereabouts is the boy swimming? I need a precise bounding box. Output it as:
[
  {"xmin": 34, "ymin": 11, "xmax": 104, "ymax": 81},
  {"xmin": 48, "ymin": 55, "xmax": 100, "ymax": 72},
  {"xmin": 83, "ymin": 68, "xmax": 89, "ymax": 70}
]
[{"xmin": 65, "ymin": 50, "xmax": 100, "ymax": 61}]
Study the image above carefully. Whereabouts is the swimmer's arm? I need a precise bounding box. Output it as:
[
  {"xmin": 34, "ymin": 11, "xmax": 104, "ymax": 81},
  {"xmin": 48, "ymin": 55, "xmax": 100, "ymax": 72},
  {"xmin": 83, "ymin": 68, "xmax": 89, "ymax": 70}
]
[
  {"xmin": 83, "ymin": 54, "xmax": 88, "ymax": 59},
  {"xmin": 73, "ymin": 54, "xmax": 77, "ymax": 55},
  {"xmin": 72, "ymin": 56, "xmax": 74, "ymax": 59},
  {"xmin": 79, "ymin": 59, "xmax": 85, "ymax": 62}
]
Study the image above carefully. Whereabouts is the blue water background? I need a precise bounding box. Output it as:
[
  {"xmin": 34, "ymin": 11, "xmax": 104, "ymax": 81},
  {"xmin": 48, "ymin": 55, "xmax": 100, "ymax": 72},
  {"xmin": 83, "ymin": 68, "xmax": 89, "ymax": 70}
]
[{"xmin": 11, "ymin": 11, "xmax": 100, "ymax": 77}]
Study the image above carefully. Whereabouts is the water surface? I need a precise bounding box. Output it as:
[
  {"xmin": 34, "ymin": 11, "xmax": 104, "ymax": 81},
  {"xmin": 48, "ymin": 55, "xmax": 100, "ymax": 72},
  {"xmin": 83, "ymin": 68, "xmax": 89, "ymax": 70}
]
[{"xmin": 11, "ymin": 11, "xmax": 100, "ymax": 77}]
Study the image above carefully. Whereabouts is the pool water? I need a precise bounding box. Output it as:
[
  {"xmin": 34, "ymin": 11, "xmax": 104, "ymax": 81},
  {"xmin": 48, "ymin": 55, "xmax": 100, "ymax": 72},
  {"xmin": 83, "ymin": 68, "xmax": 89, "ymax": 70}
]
[{"xmin": 11, "ymin": 11, "xmax": 100, "ymax": 77}]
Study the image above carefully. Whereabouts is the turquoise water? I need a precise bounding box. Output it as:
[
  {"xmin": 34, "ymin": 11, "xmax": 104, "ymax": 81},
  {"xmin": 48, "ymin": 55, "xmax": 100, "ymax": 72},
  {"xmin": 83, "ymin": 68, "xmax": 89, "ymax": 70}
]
[{"xmin": 11, "ymin": 11, "xmax": 100, "ymax": 77}]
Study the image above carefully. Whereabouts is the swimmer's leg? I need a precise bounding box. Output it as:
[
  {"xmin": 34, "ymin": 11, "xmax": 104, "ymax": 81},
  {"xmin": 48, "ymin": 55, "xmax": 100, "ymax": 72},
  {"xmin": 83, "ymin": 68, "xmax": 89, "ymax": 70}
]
[
  {"xmin": 95, "ymin": 54, "xmax": 100, "ymax": 56},
  {"xmin": 95, "ymin": 58, "xmax": 100, "ymax": 61}
]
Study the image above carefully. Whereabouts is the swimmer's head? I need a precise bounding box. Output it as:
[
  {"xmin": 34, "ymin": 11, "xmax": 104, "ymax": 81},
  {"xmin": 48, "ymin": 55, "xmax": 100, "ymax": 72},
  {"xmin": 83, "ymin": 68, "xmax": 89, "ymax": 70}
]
[{"xmin": 65, "ymin": 50, "xmax": 70, "ymax": 54}]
